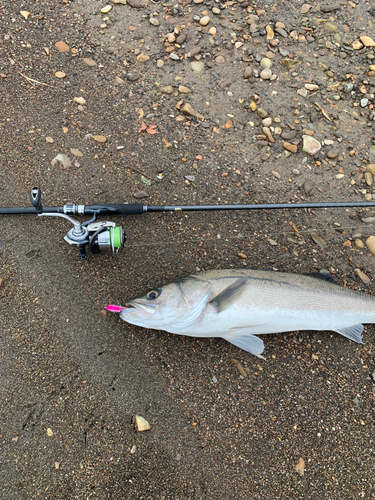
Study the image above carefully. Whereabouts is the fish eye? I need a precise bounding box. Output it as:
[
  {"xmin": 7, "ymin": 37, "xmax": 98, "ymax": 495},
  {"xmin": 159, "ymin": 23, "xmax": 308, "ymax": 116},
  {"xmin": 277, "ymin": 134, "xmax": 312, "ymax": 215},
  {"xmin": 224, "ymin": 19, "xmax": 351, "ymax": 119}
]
[{"xmin": 146, "ymin": 290, "xmax": 159, "ymax": 300}]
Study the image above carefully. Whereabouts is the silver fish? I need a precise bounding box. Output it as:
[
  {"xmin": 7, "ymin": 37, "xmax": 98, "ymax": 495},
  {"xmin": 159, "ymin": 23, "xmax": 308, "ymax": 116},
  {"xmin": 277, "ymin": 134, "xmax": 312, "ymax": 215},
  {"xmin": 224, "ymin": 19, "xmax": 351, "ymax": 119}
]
[{"xmin": 114, "ymin": 269, "xmax": 375, "ymax": 357}]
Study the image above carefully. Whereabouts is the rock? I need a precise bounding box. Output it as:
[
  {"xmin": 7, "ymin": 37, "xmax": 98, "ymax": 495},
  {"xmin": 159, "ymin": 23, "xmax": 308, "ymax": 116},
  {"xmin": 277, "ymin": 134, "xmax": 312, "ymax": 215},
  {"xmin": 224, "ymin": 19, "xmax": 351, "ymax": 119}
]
[
  {"xmin": 282, "ymin": 58, "xmax": 301, "ymax": 69},
  {"xmin": 55, "ymin": 41, "xmax": 69, "ymax": 53},
  {"xmin": 320, "ymin": 4, "xmax": 340, "ymax": 12},
  {"xmin": 360, "ymin": 36, "xmax": 375, "ymax": 47},
  {"xmin": 114, "ymin": 76, "xmax": 125, "ymax": 85},
  {"xmin": 187, "ymin": 47, "xmax": 201, "ymax": 58},
  {"xmin": 354, "ymin": 239, "xmax": 364, "ymax": 249},
  {"xmin": 0, "ymin": 277, "xmax": 4, "ymax": 288},
  {"xmin": 137, "ymin": 54, "xmax": 150, "ymax": 62},
  {"xmin": 260, "ymin": 68, "xmax": 272, "ymax": 80},
  {"xmin": 83, "ymin": 58, "xmax": 97, "ymax": 67},
  {"xmin": 134, "ymin": 415, "xmax": 151, "ymax": 431},
  {"xmin": 305, "ymin": 83, "xmax": 319, "ymax": 91},
  {"xmin": 302, "ymin": 135, "xmax": 321, "ymax": 155},
  {"xmin": 179, "ymin": 85, "xmax": 192, "ymax": 94},
  {"xmin": 275, "ymin": 27, "xmax": 288, "ymax": 38},
  {"xmin": 215, "ymin": 55, "xmax": 225, "ymax": 64},
  {"xmin": 101, "ymin": 5, "xmax": 112, "ymax": 13},
  {"xmin": 181, "ymin": 103, "xmax": 204, "ymax": 120},
  {"xmin": 301, "ymin": 4, "xmax": 312, "ymax": 14},
  {"xmin": 260, "ymin": 58, "xmax": 272, "ymax": 69},
  {"xmin": 281, "ymin": 130, "xmax": 297, "ymax": 140},
  {"xmin": 70, "ymin": 148, "xmax": 83, "ymax": 157},
  {"xmin": 176, "ymin": 34, "xmax": 186, "ymax": 44},
  {"xmin": 310, "ymin": 233, "xmax": 327, "ymax": 248},
  {"xmin": 367, "ymin": 164, "xmax": 375, "ymax": 175},
  {"xmin": 365, "ymin": 172, "xmax": 373, "ymax": 186},
  {"xmin": 169, "ymin": 53, "xmax": 180, "ymax": 61},
  {"xmin": 133, "ymin": 191, "xmax": 149, "ymax": 199},
  {"xmin": 20, "ymin": 11, "xmax": 30, "ymax": 20},
  {"xmin": 127, "ymin": 72, "xmax": 141, "ymax": 81},
  {"xmin": 199, "ymin": 16, "xmax": 210, "ymax": 26},
  {"xmin": 46, "ymin": 136, "xmax": 54, "ymax": 143},
  {"xmin": 324, "ymin": 22, "xmax": 337, "ymax": 33},
  {"xmin": 256, "ymin": 107, "xmax": 268, "ymax": 118},
  {"xmin": 262, "ymin": 117, "xmax": 272, "ymax": 127},
  {"xmin": 193, "ymin": 0, "xmax": 204, "ymax": 3},
  {"xmin": 354, "ymin": 269, "xmax": 371, "ymax": 284},
  {"xmin": 92, "ymin": 135, "xmax": 107, "ymax": 143},
  {"xmin": 243, "ymin": 66, "xmax": 252, "ymax": 79},
  {"xmin": 55, "ymin": 71, "xmax": 66, "ymax": 78},
  {"xmin": 366, "ymin": 236, "xmax": 375, "ymax": 254},
  {"xmin": 190, "ymin": 61, "xmax": 204, "ymax": 72},
  {"xmin": 162, "ymin": 85, "xmax": 174, "ymax": 94},
  {"xmin": 297, "ymin": 88, "xmax": 308, "ymax": 97},
  {"xmin": 263, "ymin": 127, "xmax": 274, "ymax": 143},
  {"xmin": 352, "ymin": 40, "xmax": 363, "ymax": 50},
  {"xmin": 326, "ymin": 149, "xmax": 338, "ymax": 159},
  {"xmin": 283, "ymin": 142, "xmax": 298, "ymax": 153},
  {"xmin": 73, "ymin": 97, "xmax": 86, "ymax": 105},
  {"xmin": 266, "ymin": 25, "xmax": 274, "ymax": 39},
  {"xmin": 150, "ymin": 18, "xmax": 159, "ymax": 26}
]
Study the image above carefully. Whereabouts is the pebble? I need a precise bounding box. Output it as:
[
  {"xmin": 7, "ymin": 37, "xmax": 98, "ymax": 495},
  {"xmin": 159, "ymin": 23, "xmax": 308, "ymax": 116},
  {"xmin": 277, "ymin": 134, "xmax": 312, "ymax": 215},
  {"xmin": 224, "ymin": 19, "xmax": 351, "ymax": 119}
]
[
  {"xmin": 70, "ymin": 148, "xmax": 83, "ymax": 157},
  {"xmin": 366, "ymin": 235, "xmax": 375, "ymax": 255},
  {"xmin": 55, "ymin": 41, "xmax": 69, "ymax": 53},
  {"xmin": 181, "ymin": 103, "xmax": 204, "ymax": 120},
  {"xmin": 305, "ymin": 84, "xmax": 319, "ymax": 91},
  {"xmin": 320, "ymin": 4, "xmax": 340, "ymax": 13},
  {"xmin": 302, "ymin": 135, "xmax": 321, "ymax": 155},
  {"xmin": 73, "ymin": 97, "xmax": 86, "ymax": 105},
  {"xmin": 281, "ymin": 130, "xmax": 297, "ymax": 140},
  {"xmin": 360, "ymin": 36, "xmax": 375, "ymax": 47},
  {"xmin": 199, "ymin": 16, "xmax": 210, "ymax": 26},
  {"xmin": 133, "ymin": 191, "xmax": 149, "ymax": 199},
  {"xmin": 55, "ymin": 71, "xmax": 66, "ymax": 78},
  {"xmin": 193, "ymin": 0, "xmax": 204, "ymax": 3},
  {"xmin": 262, "ymin": 117, "xmax": 272, "ymax": 127},
  {"xmin": 367, "ymin": 164, "xmax": 375, "ymax": 175},
  {"xmin": 326, "ymin": 149, "xmax": 339, "ymax": 159},
  {"xmin": 46, "ymin": 136, "xmax": 54, "ymax": 143},
  {"xmin": 162, "ymin": 85, "xmax": 173, "ymax": 94},
  {"xmin": 260, "ymin": 58, "xmax": 272, "ymax": 69},
  {"xmin": 283, "ymin": 142, "xmax": 298, "ymax": 153},
  {"xmin": 301, "ymin": 4, "xmax": 312, "ymax": 14},
  {"xmin": 243, "ymin": 66, "xmax": 252, "ymax": 79},
  {"xmin": 215, "ymin": 55, "xmax": 225, "ymax": 64},
  {"xmin": 260, "ymin": 68, "xmax": 272, "ymax": 80},
  {"xmin": 324, "ymin": 22, "xmax": 337, "ymax": 33},
  {"xmin": 150, "ymin": 18, "xmax": 160, "ymax": 26},
  {"xmin": 101, "ymin": 5, "xmax": 112, "ymax": 13},
  {"xmin": 209, "ymin": 27, "xmax": 217, "ymax": 36},
  {"xmin": 361, "ymin": 98, "xmax": 369, "ymax": 108},
  {"xmin": 20, "ymin": 11, "xmax": 30, "ymax": 20},
  {"xmin": 137, "ymin": 54, "xmax": 150, "ymax": 62},
  {"xmin": 176, "ymin": 34, "xmax": 186, "ymax": 44},
  {"xmin": 352, "ymin": 40, "xmax": 363, "ymax": 50},
  {"xmin": 83, "ymin": 58, "xmax": 97, "ymax": 67},
  {"xmin": 127, "ymin": 73, "xmax": 141, "ymax": 81},
  {"xmin": 179, "ymin": 85, "xmax": 192, "ymax": 94},
  {"xmin": 365, "ymin": 172, "xmax": 373, "ymax": 186},
  {"xmin": 190, "ymin": 61, "xmax": 204, "ymax": 72},
  {"xmin": 256, "ymin": 107, "xmax": 268, "ymax": 118},
  {"xmin": 303, "ymin": 180, "xmax": 315, "ymax": 195},
  {"xmin": 310, "ymin": 233, "xmax": 327, "ymax": 248},
  {"xmin": 354, "ymin": 239, "xmax": 364, "ymax": 249},
  {"xmin": 170, "ymin": 53, "xmax": 180, "ymax": 61},
  {"xmin": 297, "ymin": 89, "xmax": 308, "ymax": 97},
  {"xmin": 92, "ymin": 135, "xmax": 107, "ymax": 143},
  {"xmin": 212, "ymin": 7, "xmax": 220, "ymax": 14},
  {"xmin": 135, "ymin": 415, "xmax": 151, "ymax": 432},
  {"xmin": 263, "ymin": 127, "xmax": 274, "ymax": 143},
  {"xmin": 275, "ymin": 27, "xmax": 288, "ymax": 38},
  {"xmin": 354, "ymin": 269, "xmax": 371, "ymax": 284}
]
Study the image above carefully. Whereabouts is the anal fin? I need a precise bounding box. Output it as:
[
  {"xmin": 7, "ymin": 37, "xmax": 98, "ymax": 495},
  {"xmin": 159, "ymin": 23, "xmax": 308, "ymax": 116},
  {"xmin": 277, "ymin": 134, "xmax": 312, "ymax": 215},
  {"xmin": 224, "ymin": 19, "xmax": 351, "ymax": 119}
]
[
  {"xmin": 334, "ymin": 324, "xmax": 364, "ymax": 344},
  {"xmin": 222, "ymin": 329, "xmax": 265, "ymax": 358}
]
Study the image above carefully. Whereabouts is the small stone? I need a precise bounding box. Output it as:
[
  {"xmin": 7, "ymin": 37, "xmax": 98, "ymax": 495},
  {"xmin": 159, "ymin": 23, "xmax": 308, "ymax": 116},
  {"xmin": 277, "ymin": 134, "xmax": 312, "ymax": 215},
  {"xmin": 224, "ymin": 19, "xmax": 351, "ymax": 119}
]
[
  {"xmin": 366, "ymin": 235, "xmax": 375, "ymax": 255},
  {"xmin": 83, "ymin": 58, "xmax": 97, "ymax": 67},
  {"xmin": 193, "ymin": 0, "xmax": 204, "ymax": 3},
  {"xmin": 190, "ymin": 61, "xmax": 204, "ymax": 72},
  {"xmin": 268, "ymin": 238, "xmax": 277, "ymax": 246},
  {"xmin": 133, "ymin": 191, "xmax": 149, "ymax": 199},
  {"xmin": 297, "ymin": 88, "xmax": 308, "ymax": 97},
  {"xmin": 55, "ymin": 71, "xmax": 66, "ymax": 78},
  {"xmin": 150, "ymin": 18, "xmax": 159, "ymax": 26},
  {"xmin": 114, "ymin": 76, "xmax": 125, "ymax": 85},
  {"xmin": 243, "ymin": 66, "xmax": 252, "ymax": 79},
  {"xmin": 301, "ymin": 4, "xmax": 311, "ymax": 14},
  {"xmin": 352, "ymin": 40, "xmax": 363, "ymax": 50},
  {"xmin": 179, "ymin": 85, "xmax": 192, "ymax": 94},
  {"xmin": 101, "ymin": 5, "xmax": 112, "ymax": 13},
  {"xmin": 367, "ymin": 164, "xmax": 375, "ymax": 175},
  {"xmin": 260, "ymin": 68, "xmax": 272, "ymax": 80},
  {"xmin": 55, "ymin": 41, "xmax": 69, "ymax": 53},
  {"xmin": 215, "ymin": 55, "xmax": 225, "ymax": 64},
  {"xmin": 92, "ymin": 135, "xmax": 107, "ymax": 143},
  {"xmin": 46, "ymin": 428, "xmax": 53, "ymax": 437},
  {"xmin": 327, "ymin": 149, "xmax": 338, "ymax": 159},
  {"xmin": 169, "ymin": 53, "xmax": 180, "ymax": 61},
  {"xmin": 354, "ymin": 269, "xmax": 371, "ymax": 284},
  {"xmin": 263, "ymin": 127, "xmax": 274, "ymax": 143},
  {"xmin": 360, "ymin": 36, "xmax": 375, "ymax": 47},
  {"xmin": 262, "ymin": 117, "xmax": 272, "ymax": 127},
  {"xmin": 127, "ymin": 72, "xmax": 141, "ymax": 81},
  {"xmin": 305, "ymin": 83, "xmax": 319, "ymax": 91},
  {"xmin": 199, "ymin": 16, "xmax": 210, "ymax": 26},
  {"xmin": 361, "ymin": 98, "xmax": 369, "ymax": 108},
  {"xmin": 46, "ymin": 137, "xmax": 54, "ymax": 143},
  {"xmin": 260, "ymin": 58, "xmax": 272, "ymax": 70},
  {"xmin": 365, "ymin": 172, "xmax": 373, "ymax": 186},
  {"xmin": 135, "ymin": 415, "xmax": 151, "ymax": 432},
  {"xmin": 0, "ymin": 277, "xmax": 4, "ymax": 288},
  {"xmin": 237, "ymin": 252, "xmax": 247, "ymax": 259},
  {"xmin": 256, "ymin": 107, "xmax": 268, "ymax": 118},
  {"xmin": 209, "ymin": 27, "xmax": 216, "ymax": 36},
  {"xmin": 176, "ymin": 34, "xmax": 186, "ymax": 44},
  {"xmin": 181, "ymin": 103, "xmax": 204, "ymax": 120},
  {"xmin": 303, "ymin": 180, "xmax": 315, "ymax": 195},
  {"xmin": 310, "ymin": 233, "xmax": 327, "ymax": 248},
  {"xmin": 302, "ymin": 135, "xmax": 321, "ymax": 155},
  {"xmin": 212, "ymin": 7, "xmax": 220, "ymax": 14},
  {"xmin": 266, "ymin": 25, "xmax": 274, "ymax": 39},
  {"xmin": 354, "ymin": 239, "xmax": 364, "ymax": 249},
  {"xmin": 283, "ymin": 142, "xmax": 298, "ymax": 153},
  {"xmin": 162, "ymin": 85, "xmax": 173, "ymax": 94},
  {"xmin": 20, "ymin": 11, "xmax": 30, "ymax": 20},
  {"xmin": 324, "ymin": 22, "xmax": 337, "ymax": 33},
  {"xmin": 188, "ymin": 47, "xmax": 201, "ymax": 58},
  {"xmin": 70, "ymin": 149, "xmax": 83, "ymax": 157},
  {"xmin": 137, "ymin": 54, "xmax": 150, "ymax": 62},
  {"xmin": 73, "ymin": 97, "xmax": 86, "ymax": 105}
]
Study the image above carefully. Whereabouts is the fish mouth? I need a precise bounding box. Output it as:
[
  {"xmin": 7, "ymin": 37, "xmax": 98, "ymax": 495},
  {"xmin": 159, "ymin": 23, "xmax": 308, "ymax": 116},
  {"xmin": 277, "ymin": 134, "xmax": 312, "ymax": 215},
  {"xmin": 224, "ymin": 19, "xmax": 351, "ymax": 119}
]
[{"xmin": 122, "ymin": 301, "xmax": 158, "ymax": 317}]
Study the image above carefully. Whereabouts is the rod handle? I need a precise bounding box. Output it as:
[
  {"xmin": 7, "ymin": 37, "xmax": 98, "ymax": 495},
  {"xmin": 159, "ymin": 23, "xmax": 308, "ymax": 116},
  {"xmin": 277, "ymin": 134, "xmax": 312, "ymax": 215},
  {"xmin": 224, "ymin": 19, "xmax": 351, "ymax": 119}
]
[{"xmin": 30, "ymin": 187, "xmax": 43, "ymax": 214}]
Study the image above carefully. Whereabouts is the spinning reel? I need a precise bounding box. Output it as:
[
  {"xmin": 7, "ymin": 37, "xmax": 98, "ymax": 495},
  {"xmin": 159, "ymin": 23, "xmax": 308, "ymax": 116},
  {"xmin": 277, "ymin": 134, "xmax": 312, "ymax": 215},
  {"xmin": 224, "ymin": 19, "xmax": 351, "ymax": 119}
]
[{"xmin": 30, "ymin": 188, "xmax": 125, "ymax": 259}]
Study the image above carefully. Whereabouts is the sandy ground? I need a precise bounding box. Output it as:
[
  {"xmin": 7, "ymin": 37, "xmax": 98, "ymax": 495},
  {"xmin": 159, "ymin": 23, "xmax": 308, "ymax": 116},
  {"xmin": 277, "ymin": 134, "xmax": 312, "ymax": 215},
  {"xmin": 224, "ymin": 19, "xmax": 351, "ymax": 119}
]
[{"xmin": 0, "ymin": 0, "xmax": 375, "ymax": 498}]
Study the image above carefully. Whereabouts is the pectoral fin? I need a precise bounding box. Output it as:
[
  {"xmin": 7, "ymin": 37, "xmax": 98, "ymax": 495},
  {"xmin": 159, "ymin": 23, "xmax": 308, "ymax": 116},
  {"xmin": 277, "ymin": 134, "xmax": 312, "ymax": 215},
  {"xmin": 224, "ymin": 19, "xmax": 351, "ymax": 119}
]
[
  {"xmin": 334, "ymin": 324, "xmax": 364, "ymax": 344},
  {"xmin": 222, "ymin": 329, "xmax": 265, "ymax": 358},
  {"xmin": 209, "ymin": 277, "xmax": 248, "ymax": 312}
]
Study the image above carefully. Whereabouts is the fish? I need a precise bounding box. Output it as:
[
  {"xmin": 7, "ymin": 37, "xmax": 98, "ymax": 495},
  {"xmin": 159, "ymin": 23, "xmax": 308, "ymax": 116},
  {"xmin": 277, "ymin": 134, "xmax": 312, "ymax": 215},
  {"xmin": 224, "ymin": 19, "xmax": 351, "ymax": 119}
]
[{"xmin": 106, "ymin": 269, "xmax": 375, "ymax": 357}]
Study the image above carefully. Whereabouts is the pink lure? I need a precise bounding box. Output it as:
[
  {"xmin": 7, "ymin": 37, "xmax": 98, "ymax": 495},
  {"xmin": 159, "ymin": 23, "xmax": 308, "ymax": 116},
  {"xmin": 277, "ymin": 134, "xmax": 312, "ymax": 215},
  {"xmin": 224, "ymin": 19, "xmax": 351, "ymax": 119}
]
[{"xmin": 106, "ymin": 305, "xmax": 125, "ymax": 313}]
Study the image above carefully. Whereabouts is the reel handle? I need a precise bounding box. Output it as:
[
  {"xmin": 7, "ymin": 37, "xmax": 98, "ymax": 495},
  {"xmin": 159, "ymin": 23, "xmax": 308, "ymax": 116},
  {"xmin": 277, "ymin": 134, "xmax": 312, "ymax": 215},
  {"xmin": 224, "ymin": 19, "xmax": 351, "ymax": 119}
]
[{"xmin": 30, "ymin": 187, "xmax": 43, "ymax": 214}]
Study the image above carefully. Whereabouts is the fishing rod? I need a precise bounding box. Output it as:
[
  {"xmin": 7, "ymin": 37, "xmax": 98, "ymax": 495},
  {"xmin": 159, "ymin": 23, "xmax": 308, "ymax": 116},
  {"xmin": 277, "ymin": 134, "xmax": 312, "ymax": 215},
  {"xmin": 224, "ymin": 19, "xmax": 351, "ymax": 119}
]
[{"xmin": 1, "ymin": 187, "xmax": 375, "ymax": 259}]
